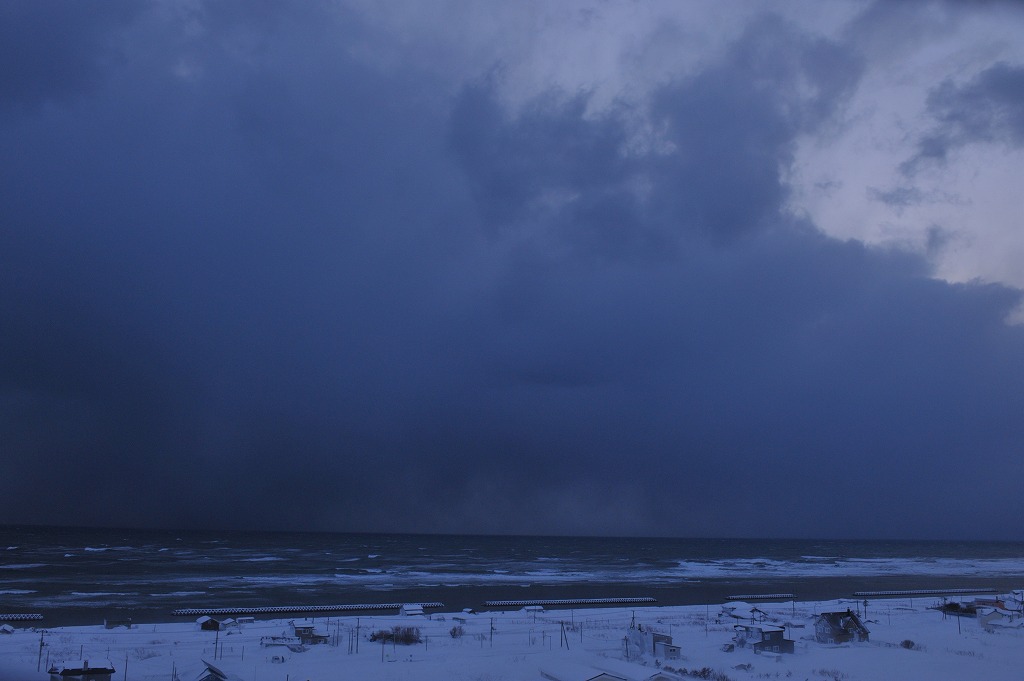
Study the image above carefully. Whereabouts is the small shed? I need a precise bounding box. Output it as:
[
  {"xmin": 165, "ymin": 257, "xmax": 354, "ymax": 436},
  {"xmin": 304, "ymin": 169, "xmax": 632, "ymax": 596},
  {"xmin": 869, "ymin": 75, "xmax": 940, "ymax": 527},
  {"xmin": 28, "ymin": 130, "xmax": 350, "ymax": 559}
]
[
  {"xmin": 400, "ymin": 603, "xmax": 425, "ymax": 617},
  {"xmin": 290, "ymin": 619, "xmax": 329, "ymax": 645},
  {"xmin": 103, "ymin": 618, "xmax": 131, "ymax": 630},
  {"xmin": 814, "ymin": 610, "xmax": 870, "ymax": 644},
  {"xmin": 0, "ymin": 624, "xmax": 15, "ymax": 634}
]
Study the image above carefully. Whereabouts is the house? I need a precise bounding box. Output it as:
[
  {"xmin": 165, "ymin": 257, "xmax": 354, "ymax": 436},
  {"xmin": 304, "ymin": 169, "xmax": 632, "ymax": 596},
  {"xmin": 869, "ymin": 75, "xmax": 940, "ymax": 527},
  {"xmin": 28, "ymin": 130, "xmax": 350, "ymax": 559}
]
[
  {"xmin": 400, "ymin": 603, "xmax": 425, "ymax": 617},
  {"xmin": 47, "ymin": 659, "xmax": 116, "ymax": 678},
  {"xmin": 978, "ymin": 607, "xmax": 1024, "ymax": 631},
  {"xmin": 654, "ymin": 639, "xmax": 681, "ymax": 660},
  {"xmin": 623, "ymin": 623, "xmax": 680, "ymax": 660},
  {"xmin": 290, "ymin": 619, "xmax": 329, "ymax": 645},
  {"xmin": 733, "ymin": 624, "xmax": 794, "ymax": 654},
  {"xmin": 541, "ymin": 659, "xmax": 681, "ymax": 681},
  {"xmin": 814, "ymin": 610, "xmax": 870, "ymax": 644},
  {"xmin": 591, "ymin": 657, "xmax": 683, "ymax": 681},
  {"xmin": 196, "ymin": 616, "xmax": 221, "ymax": 631}
]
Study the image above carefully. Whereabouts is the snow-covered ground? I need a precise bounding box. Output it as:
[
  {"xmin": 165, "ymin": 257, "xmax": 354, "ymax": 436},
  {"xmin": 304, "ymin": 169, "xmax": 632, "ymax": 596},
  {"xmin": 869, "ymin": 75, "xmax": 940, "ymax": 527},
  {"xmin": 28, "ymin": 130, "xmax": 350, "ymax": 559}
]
[{"xmin": 2, "ymin": 596, "xmax": 1022, "ymax": 680}]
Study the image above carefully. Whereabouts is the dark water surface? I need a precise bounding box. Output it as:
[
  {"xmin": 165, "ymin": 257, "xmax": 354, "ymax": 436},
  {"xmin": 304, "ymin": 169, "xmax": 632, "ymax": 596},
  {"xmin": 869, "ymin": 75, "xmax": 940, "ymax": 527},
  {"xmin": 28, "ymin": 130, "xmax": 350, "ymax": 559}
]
[{"xmin": 2, "ymin": 526, "xmax": 1023, "ymax": 626}]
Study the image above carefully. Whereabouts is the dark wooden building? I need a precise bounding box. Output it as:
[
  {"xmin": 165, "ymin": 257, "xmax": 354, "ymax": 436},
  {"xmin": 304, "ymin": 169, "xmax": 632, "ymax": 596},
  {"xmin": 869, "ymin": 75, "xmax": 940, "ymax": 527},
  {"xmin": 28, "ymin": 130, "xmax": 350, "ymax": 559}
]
[
  {"xmin": 733, "ymin": 624, "xmax": 795, "ymax": 654},
  {"xmin": 814, "ymin": 610, "xmax": 870, "ymax": 644}
]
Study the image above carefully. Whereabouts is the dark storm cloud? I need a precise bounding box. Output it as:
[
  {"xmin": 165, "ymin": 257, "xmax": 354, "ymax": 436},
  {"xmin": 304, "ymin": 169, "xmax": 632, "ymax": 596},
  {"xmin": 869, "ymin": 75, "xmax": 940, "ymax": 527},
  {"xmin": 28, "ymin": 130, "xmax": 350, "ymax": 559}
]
[
  {"xmin": 3, "ymin": 3, "xmax": 1024, "ymax": 539},
  {"xmin": 906, "ymin": 62, "xmax": 1024, "ymax": 170}
]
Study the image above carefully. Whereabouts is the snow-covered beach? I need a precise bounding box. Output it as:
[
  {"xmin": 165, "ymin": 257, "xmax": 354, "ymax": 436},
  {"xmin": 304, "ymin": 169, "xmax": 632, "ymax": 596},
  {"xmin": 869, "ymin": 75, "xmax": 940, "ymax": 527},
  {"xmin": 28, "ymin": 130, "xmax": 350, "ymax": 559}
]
[{"xmin": 4, "ymin": 594, "xmax": 1023, "ymax": 681}]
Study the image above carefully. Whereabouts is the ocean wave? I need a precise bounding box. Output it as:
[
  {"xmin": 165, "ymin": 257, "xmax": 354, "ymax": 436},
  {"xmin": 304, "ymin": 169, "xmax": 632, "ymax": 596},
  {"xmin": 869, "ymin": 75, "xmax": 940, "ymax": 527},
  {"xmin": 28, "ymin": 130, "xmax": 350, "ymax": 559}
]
[
  {"xmin": 0, "ymin": 589, "xmax": 36, "ymax": 595},
  {"xmin": 0, "ymin": 563, "xmax": 46, "ymax": 569}
]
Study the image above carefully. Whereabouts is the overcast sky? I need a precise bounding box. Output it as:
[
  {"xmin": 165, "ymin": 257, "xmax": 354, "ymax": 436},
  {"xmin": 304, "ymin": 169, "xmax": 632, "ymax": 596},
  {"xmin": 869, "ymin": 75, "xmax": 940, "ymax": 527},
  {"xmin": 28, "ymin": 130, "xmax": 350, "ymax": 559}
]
[{"xmin": 3, "ymin": 1, "xmax": 1024, "ymax": 539}]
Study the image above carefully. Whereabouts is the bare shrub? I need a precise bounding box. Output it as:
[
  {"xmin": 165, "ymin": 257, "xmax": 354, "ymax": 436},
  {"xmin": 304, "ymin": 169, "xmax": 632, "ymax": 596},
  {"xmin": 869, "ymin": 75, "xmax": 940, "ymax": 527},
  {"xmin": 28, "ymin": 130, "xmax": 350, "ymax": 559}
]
[
  {"xmin": 812, "ymin": 669, "xmax": 848, "ymax": 681},
  {"xmin": 368, "ymin": 626, "xmax": 421, "ymax": 645},
  {"xmin": 662, "ymin": 666, "xmax": 735, "ymax": 681}
]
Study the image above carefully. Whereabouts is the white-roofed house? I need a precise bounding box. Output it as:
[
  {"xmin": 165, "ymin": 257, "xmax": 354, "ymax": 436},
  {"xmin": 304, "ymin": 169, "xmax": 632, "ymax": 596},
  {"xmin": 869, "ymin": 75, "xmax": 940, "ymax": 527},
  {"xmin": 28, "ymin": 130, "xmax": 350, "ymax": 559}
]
[{"xmin": 733, "ymin": 623, "xmax": 794, "ymax": 654}]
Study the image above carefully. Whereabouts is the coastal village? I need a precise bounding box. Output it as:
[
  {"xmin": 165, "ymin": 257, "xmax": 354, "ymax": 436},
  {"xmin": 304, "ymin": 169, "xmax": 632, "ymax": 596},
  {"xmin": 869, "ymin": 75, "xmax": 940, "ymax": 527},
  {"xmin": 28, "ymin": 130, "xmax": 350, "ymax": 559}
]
[{"xmin": 5, "ymin": 591, "xmax": 1024, "ymax": 681}]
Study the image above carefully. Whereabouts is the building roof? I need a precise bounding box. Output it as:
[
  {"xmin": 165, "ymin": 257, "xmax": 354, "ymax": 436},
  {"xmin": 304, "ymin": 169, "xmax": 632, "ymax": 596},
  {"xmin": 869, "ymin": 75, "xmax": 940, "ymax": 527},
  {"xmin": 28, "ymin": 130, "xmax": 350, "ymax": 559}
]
[
  {"xmin": 734, "ymin": 623, "xmax": 784, "ymax": 633},
  {"xmin": 49, "ymin": 659, "xmax": 116, "ymax": 675}
]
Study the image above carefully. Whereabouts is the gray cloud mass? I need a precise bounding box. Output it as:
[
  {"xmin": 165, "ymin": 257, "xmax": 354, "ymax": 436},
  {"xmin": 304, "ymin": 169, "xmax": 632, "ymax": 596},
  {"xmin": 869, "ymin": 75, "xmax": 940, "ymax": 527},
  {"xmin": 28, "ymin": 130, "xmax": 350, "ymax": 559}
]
[{"xmin": 2, "ymin": 1, "xmax": 1024, "ymax": 539}]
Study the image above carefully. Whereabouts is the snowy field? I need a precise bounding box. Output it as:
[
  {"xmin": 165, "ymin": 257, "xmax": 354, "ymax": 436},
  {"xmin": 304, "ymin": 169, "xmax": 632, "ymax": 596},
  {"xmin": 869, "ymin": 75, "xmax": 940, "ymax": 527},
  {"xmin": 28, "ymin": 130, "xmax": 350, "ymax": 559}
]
[{"xmin": 3, "ymin": 596, "xmax": 1023, "ymax": 681}]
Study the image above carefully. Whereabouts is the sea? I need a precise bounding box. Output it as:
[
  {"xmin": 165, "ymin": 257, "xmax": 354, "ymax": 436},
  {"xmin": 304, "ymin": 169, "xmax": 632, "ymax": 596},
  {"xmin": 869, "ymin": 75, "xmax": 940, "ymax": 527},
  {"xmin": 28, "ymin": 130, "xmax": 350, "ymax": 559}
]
[{"xmin": 2, "ymin": 526, "xmax": 1024, "ymax": 627}]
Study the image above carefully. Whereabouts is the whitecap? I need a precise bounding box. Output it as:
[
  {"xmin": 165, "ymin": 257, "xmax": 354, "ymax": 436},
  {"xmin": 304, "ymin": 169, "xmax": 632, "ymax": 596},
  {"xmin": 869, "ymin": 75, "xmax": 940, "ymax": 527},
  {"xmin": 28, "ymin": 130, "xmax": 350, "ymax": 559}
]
[{"xmin": 0, "ymin": 563, "xmax": 46, "ymax": 569}]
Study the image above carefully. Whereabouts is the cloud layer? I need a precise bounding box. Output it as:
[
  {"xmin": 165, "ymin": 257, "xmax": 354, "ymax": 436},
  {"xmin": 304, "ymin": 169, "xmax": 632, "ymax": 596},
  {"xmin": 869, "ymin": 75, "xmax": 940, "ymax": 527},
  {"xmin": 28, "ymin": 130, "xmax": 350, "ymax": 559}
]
[{"xmin": 2, "ymin": 1, "xmax": 1024, "ymax": 539}]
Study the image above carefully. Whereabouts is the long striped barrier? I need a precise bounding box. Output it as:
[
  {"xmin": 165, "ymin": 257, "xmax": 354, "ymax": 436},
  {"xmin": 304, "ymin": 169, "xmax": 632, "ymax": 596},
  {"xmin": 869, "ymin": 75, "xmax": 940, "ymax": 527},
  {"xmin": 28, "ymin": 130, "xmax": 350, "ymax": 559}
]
[
  {"xmin": 173, "ymin": 603, "xmax": 443, "ymax": 616},
  {"xmin": 726, "ymin": 594, "xmax": 795, "ymax": 601},
  {"xmin": 852, "ymin": 588, "xmax": 997, "ymax": 597},
  {"xmin": 0, "ymin": 614, "xmax": 43, "ymax": 621},
  {"xmin": 484, "ymin": 597, "xmax": 655, "ymax": 607}
]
